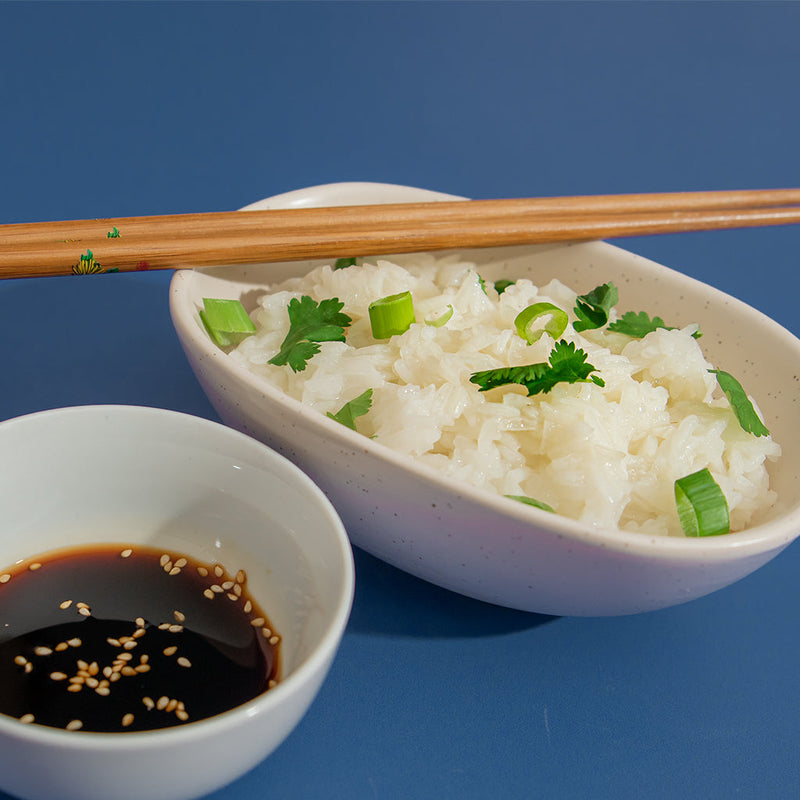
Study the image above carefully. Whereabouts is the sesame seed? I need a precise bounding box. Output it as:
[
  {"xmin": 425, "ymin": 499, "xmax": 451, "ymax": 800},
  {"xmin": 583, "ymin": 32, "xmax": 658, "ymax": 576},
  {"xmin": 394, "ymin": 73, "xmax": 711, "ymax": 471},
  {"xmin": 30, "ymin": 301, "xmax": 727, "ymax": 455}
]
[
  {"xmin": 251, "ymin": 617, "xmax": 265, "ymax": 627},
  {"xmin": 261, "ymin": 628, "xmax": 272, "ymax": 638},
  {"xmin": 156, "ymin": 696, "xmax": 169, "ymax": 710},
  {"xmin": 50, "ymin": 672, "xmax": 67, "ymax": 681},
  {"xmin": 236, "ymin": 570, "xmax": 246, "ymax": 584},
  {"xmin": 24, "ymin": 662, "xmax": 32, "ymax": 673},
  {"xmin": 67, "ymin": 684, "xmax": 83, "ymax": 693},
  {"xmin": 174, "ymin": 558, "xmax": 187, "ymax": 569},
  {"xmin": 173, "ymin": 610, "xmax": 185, "ymax": 623},
  {"xmin": 95, "ymin": 686, "xmax": 111, "ymax": 696},
  {"xmin": 55, "ymin": 642, "xmax": 69, "ymax": 652},
  {"xmin": 221, "ymin": 581, "xmax": 234, "ymax": 591},
  {"xmin": 269, "ymin": 635, "xmax": 280, "ymax": 645},
  {"xmin": 117, "ymin": 652, "xmax": 133, "ymax": 662},
  {"xmin": 88, "ymin": 661, "xmax": 99, "ymax": 675},
  {"xmin": 139, "ymin": 654, "xmax": 149, "ymax": 664},
  {"xmin": 268, "ymin": 679, "xmax": 277, "ymax": 689},
  {"xmin": 28, "ymin": 563, "xmax": 42, "ymax": 571},
  {"xmin": 59, "ymin": 600, "xmax": 72, "ymax": 609},
  {"xmin": 77, "ymin": 660, "xmax": 89, "ymax": 671},
  {"xmin": 123, "ymin": 640, "xmax": 138, "ymax": 650},
  {"xmin": 157, "ymin": 623, "xmax": 170, "ymax": 630},
  {"xmin": 160, "ymin": 554, "xmax": 170, "ymax": 568},
  {"xmin": 107, "ymin": 638, "xmax": 121, "ymax": 647},
  {"xmin": 135, "ymin": 617, "xmax": 145, "ymax": 628},
  {"xmin": 203, "ymin": 589, "xmax": 215, "ymax": 600},
  {"xmin": 233, "ymin": 584, "xmax": 242, "ymax": 597},
  {"xmin": 227, "ymin": 593, "xmax": 238, "ymax": 601},
  {"xmin": 197, "ymin": 566, "xmax": 209, "ymax": 577},
  {"xmin": 121, "ymin": 666, "xmax": 137, "ymax": 677},
  {"xmin": 132, "ymin": 628, "xmax": 146, "ymax": 639},
  {"xmin": 163, "ymin": 646, "xmax": 177, "ymax": 656},
  {"xmin": 209, "ymin": 584, "xmax": 223, "ymax": 594},
  {"xmin": 69, "ymin": 676, "xmax": 85, "ymax": 685},
  {"xmin": 142, "ymin": 696, "xmax": 155, "ymax": 710},
  {"xmin": 109, "ymin": 672, "xmax": 121, "ymax": 683},
  {"xmin": 103, "ymin": 666, "xmax": 113, "ymax": 678},
  {"xmin": 34, "ymin": 646, "xmax": 53, "ymax": 656},
  {"xmin": 169, "ymin": 566, "xmax": 182, "ymax": 576},
  {"xmin": 214, "ymin": 565, "xmax": 224, "ymax": 578},
  {"xmin": 76, "ymin": 602, "xmax": 89, "ymax": 609},
  {"xmin": 65, "ymin": 720, "xmax": 83, "ymax": 731},
  {"xmin": 14, "ymin": 655, "xmax": 27, "ymax": 666},
  {"xmin": 177, "ymin": 657, "xmax": 192, "ymax": 668},
  {"xmin": 163, "ymin": 561, "xmax": 174, "ymax": 572},
  {"xmin": 122, "ymin": 713, "xmax": 134, "ymax": 727},
  {"xmin": 0, "ymin": 574, "xmax": 11, "ymax": 584},
  {"xmin": 120, "ymin": 548, "xmax": 133, "ymax": 558},
  {"xmin": 85, "ymin": 677, "xmax": 99, "ymax": 689},
  {"xmin": 168, "ymin": 624, "xmax": 183, "ymax": 633},
  {"xmin": 176, "ymin": 710, "xmax": 189, "ymax": 722},
  {"xmin": 19, "ymin": 714, "xmax": 34, "ymax": 724},
  {"xmin": 243, "ymin": 600, "xmax": 252, "ymax": 614},
  {"xmin": 78, "ymin": 607, "xmax": 91, "ymax": 617},
  {"xmin": 135, "ymin": 664, "xmax": 151, "ymax": 673},
  {"xmin": 67, "ymin": 638, "xmax": 81, "ymax": 648},
  {"xmin": 166, "ymin": 699, "xmax": 178, "ymax": 712}
]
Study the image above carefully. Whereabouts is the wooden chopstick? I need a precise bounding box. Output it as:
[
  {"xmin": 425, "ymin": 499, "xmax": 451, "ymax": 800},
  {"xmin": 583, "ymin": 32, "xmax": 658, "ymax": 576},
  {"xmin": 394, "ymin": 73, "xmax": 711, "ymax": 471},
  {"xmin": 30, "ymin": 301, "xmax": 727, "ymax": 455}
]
[{"xmin": 2, "ymin": 189, "xmax": 800, "ymax": 279}]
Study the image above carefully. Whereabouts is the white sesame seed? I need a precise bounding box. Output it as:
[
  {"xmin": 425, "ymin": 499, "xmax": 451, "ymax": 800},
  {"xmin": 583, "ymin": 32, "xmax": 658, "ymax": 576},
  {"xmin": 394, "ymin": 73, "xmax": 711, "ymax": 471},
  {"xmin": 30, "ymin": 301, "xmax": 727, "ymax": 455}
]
[
  {"xmin": 157, "ymin": 623, "xmax": 170, "ymax": 630},
  {"xmin": 176, "ymin": 710, "xmax": 189, "ymax": 722},
  {"xmin": 203, "ymin": 589, "xmax": 215, "ymax": 600},
  {"xmin": 227, "ymin": 593, "xmax": 238, "ymax": 601},
  {"xmin": 269, "ymin": 635, "xmax": 280, "ymax": 645},
  {"xmin": 121, "ymin": 666, "xmax": 137, "ymax": 677},
  {"xmin": 197, "ymin": 566, "xmax": 209, "ymax": 577},
  {"xmin": 174, "ymin": 558, "xmax": 187, "ymax": 569},
  {"xmin": 163, "ymin": 561, "xmax": 174, "ymax": 572},
  {"xmin": 160, "ymin": 554, "xmax": 170, "ymax": 567},
  {"xmin": 169, "ymin": 566, "xmax": 181, "ymax": 576},
  {"xmin": 236, "ymin": 570, "xmax": 246, "ymax": 584},
  {"xmin": 209, "ymin": 584, "xmax": 223, "ymax": 594},
  {"xmin": 109, "ymin": 672, "xmax": 121, "ymax": 682},
  {"xmin": 103, "ymin": 666, "xmax": 113, "ymax": 678},
  {"xmin": 107, "ymin": 637, "xmax": 121, "ymax": 647},
  {"xmin": 19, "ymin": 714, "xmax": 34, "ymax": 724},
  {"xmin": 133, "ymin": 628, "xmax": 146, "ymax": 639},
  {"xmin": 28, "ymin": 563, "xmax": 42, "ymax": 571},
  {"xmin": 85, "ymin": 677, "xmax": 99, "ymax": 689},
  {"xmin": 135, "ymin": 664, "xmax": 151, "ymax": 673},
  {"xmin": 34, "ymin": 646, "xmax": 52, "ymax": 657},
  {"xmin": 117, "ymin": 652, "xmax": 133, "ymax": 662},
  {"xmin": 67, "ymin": 683, "xmax": 83, "ymax": 693},
  {"xmin": 50, "ymin": 672, "xmax": 67, "ymax": 681},
  {"xmin": 221, "ymin": 581, "xmax": 234, "ymax": 591},
  {"xmin": 76, "ymin": 602, "xmax": 89, "ymax": 609},
  {"xmin": 55, "ymin": 642, "xmax": 69, "ymax": 652},
  {"xmin": 69, "ymin": 676, "xmax": 85, "ymax": 685},
  {"xmin": 0, "ymin": 574, "xmax": 11, "ymax": 584},
  {"xmin": 261, "ymin": 628, "xmax": 272, "ymax": 638},
  {"xmin": 24, "ymin": 662, "xmax": 32, "ymax": 673},
  {"xmin": 122, "ymin": 713, "xmax": 134, "ymax": 727},
  {"xmin": 135, "ymin": 617, "xmax": 145, "ymax": 628},
  {"xmin": 268, "ymin": 679, "xmax": 277, "ymax": 689},
  {"xmin": 168, "ymin": 624, "xmax": 183, "ymax": 633},
  {"xmin": 65, "ymin": 720, "xmax": 83, "ymax": 731},
  {"xmin": 88, "ymin": 661, "xmax": 99, "ymax": 675},
  {"xmin": 78, "ymin": 607, "xmax": 91, "ymax": 617},
  {"xmin": 214, "ymin": 565, "xmax": 224, "ymax": 578},
  {"xmin": 166, "ymin": 699, "xmax": 178, "ymax": 712},
  {"xmin": 95, "ymin": 686, "xmax": 111, "ymax": 696},
  {"xmin": 14, "ymin": 655, "xmax": 27, "ymax": 666},
  {"xmin": 120, "ymin": 548, "xmax": 133, "ymax": 558},
  {"xmin": 67, "ymin": 638, "xmax": 81, "ymax": 648},
  {"xmin": 250, "ymin": 617, "xmax": 265, "ymax": 627},
  {"xmin": 177, "ymin": 657, "xmax": 192, "ymax": 668},
  {"xmin": 142, "ymin": 696, "xmax": 155, "ymax": 710},
  {"xmin": 139, "ymin": 654, "xmax": 149, "ymax": 664},
  {"xmin": 59, "ymin": 600, "xmax": 72, "ymax": 609},
  {"xmin": 173, "ymin": 610, "xmax": 185, "ymax": 623},
  {"xmin": 233, "ymin": 584, "xmax": 242, "ymax": 597},
  {"xmin": 123, "ymin": 641, "xmax": 138, "ymax": 650},
  {"xmin": 156, "ymin": 696, "xmax": 169, "ymax": 710},
  {"xmin": 77, "ymin": 660, "xmax": 89, "ymax": 671},
  {"xmin": 163, "ymin": 646, "xmax": 177, "ymax": 656}
]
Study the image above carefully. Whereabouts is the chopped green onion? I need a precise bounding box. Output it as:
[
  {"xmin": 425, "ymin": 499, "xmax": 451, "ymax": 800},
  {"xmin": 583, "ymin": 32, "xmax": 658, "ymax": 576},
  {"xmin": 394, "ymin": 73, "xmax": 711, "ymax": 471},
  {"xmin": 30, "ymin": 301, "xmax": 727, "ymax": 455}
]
[
  {"xmin": 674, "ymin": 468, "xmax": 730, "ymax": 537},
  {"xmin": 369, "ymin": 291, "xmax": 416, "ymax": 339},
  {"xmin": 514, "ymin": 302, "xmax": 568, "ymax": 344},
  {"xmin": 425, "ymin": 305, "xmax": 454, "ymax": 328},
  {"xmin": 505, "ymin": 495, "xmax": 555, "ymax": 513},
  {"xmin": 709, "ymin": 369, "xmax": 770, "ymax": 437},
  {"xmin": 327, "ymin": 389, "xmax": 373, "ymax": 431},
  {"xmin": 200, "ymin": 298, "xmax": 256, "ymax": 347},
  {"xmin": 334, "ymin": 257, "xmax": 357, "ymax": 270},
  {"xmin": 494, "ymin": 279, "xmax": 515, "ymax": 295}
]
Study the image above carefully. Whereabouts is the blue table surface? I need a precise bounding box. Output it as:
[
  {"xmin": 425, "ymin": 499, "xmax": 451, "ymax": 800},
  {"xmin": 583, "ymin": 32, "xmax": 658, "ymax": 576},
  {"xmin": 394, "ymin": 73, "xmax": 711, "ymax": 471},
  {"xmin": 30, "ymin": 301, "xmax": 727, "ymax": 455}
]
[{"xmin": 2, "ymin": 2, "xmax": 800, "ymax": 798}]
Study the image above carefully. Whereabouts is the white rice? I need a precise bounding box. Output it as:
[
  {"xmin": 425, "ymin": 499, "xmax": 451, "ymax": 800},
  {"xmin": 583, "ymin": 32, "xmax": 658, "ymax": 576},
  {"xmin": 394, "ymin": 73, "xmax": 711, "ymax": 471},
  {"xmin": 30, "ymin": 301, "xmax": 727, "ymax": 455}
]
[{"xmin": 230, "ymin": 254, "xmax": 781, "ymax": 536}]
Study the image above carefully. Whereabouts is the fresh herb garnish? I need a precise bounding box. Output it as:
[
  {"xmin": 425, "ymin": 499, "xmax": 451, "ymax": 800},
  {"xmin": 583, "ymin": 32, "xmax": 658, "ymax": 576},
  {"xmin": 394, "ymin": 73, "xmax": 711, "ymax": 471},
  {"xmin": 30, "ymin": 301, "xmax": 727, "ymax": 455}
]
[
  {"xmin": 327, "ymin": 389, "xmax": 373, "ymax": 431},
  {"xmin": 425, "ymin": 304, "xmax": 454, "ymax": 327},
  {"xmin": 505, "ymin": 495, "xmax": 555, "ymax": 512},
  {"xmin": 334, "ymin": 257, "xmax": 357, "ymax": 270},
  {"xmin": 709, "ymin": 369, "xmax": 770, "ymax": 437},
  {"xmin": 494, "ymin": 279, "xmax": 515, "ymax": 295},
  {"xmin": 608, "ymin": 310, "xmax": 702, "ymax": 339},
  {"xmin": 573, "ymin": 282, "xmax": 619, "ymax": 332},
  {"xmin": 268, "ymin": 296, "xmax": 352, "ymax": 372},
  {"xmin": 674, "ymin": 468, "xmax": 730, "ymax": 537},
  {"xmin": 470, "ymin": 340, "xmax": 605, "ymax": 396}
]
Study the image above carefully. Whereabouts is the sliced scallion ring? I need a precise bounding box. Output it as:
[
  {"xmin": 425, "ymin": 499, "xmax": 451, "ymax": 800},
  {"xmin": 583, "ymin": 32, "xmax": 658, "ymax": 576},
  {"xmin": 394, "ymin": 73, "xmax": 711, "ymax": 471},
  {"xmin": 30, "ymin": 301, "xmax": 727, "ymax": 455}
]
[
  {"xmin": 674, "ymin": 468, "xmax": 730, "ymax": 537},
  {"xmin": 425, "ymin": 304, "xmax": 454, "ymax": 328},
  {"xmin": 199, "ymin": 298, "xmax": 256, "ymax": 347},
  {"xmin": 514, "ymin": 302, "xmax": 568, "ymax": 345},
  {"xmin": 369, "ymin": 291, "xmax": 416, "ymax": 339}
]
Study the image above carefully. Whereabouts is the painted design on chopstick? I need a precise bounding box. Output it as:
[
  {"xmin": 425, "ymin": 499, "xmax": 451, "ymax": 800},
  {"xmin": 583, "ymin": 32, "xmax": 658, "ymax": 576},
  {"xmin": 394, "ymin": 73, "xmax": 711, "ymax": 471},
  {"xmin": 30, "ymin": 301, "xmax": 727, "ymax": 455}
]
[
  {"xmin": 106, "ymin": 227, "xmax": 121, "ymax": 239},
  {"xmin": 72, "ymin": 249, "xmax": 103, "ymax": 274}
]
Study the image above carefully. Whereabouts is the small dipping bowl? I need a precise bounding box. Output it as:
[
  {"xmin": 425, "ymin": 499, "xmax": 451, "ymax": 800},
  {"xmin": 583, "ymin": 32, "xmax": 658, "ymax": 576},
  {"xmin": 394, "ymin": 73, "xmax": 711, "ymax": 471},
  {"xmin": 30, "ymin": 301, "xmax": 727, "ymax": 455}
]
[{"xmin": 0, "ymin": 404, "xmax": 354, "ymax": 800}]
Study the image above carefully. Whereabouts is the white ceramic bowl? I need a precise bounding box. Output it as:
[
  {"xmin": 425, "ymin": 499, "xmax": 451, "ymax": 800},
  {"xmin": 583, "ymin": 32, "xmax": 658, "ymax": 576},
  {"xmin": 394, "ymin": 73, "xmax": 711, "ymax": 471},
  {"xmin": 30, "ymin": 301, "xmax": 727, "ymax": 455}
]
[
  {"xmin": 0, "ymin": 405, "xmax": 354, "ymax": 800},
  {"xmin": 170, "ymin": 182, "xmax": 800, "ymax": 616}
]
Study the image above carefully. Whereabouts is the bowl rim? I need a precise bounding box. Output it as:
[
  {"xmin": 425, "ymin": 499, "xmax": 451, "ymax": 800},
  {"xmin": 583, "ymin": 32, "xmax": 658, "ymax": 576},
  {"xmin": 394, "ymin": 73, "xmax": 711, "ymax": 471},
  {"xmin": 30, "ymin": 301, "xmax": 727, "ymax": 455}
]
[
  {"xmin": 0, "ymin": 404, "xmax": 355, "ymax": 749},
  {"xmin": 169, "ymin": 181, "xmax": 800, "ymax": 565}
]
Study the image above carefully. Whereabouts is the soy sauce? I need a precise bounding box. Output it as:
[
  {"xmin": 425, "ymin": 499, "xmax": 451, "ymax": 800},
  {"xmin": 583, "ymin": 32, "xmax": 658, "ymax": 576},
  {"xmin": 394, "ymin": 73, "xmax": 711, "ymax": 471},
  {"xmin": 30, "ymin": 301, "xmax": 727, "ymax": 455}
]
[{"xmin": 0, "ymin": 545, "xmax": 281, "ymax": 732}]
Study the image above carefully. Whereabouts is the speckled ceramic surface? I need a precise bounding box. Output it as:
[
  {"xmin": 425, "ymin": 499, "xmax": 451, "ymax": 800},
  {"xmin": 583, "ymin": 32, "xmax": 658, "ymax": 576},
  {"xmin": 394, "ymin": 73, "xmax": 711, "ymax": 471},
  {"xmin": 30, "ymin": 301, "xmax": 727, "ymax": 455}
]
[{"xmin": 170, "ymin": 183, "xmax": 800, "ymax": 616}]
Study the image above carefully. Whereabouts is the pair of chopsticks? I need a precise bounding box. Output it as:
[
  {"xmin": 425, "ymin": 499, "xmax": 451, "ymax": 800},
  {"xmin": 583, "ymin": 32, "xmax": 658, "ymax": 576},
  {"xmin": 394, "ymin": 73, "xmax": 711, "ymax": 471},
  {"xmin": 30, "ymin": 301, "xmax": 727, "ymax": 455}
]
[{"xmin": 2, "ymin": 188, "xmax": 800, "ymax": 279}]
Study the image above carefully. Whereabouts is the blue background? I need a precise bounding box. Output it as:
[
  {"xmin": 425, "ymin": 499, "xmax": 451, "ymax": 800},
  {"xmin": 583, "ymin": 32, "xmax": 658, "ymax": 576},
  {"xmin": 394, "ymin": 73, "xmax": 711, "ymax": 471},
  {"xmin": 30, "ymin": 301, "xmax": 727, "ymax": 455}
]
[{"xmin": 1, "ymin": 2, "xmax": 799, "ymax": 798}]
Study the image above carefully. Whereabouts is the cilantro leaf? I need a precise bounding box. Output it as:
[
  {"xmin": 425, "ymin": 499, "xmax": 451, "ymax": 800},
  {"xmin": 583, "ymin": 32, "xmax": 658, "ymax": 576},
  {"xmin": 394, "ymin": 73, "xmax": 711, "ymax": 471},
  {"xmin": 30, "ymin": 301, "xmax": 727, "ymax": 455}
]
[
  {"xmin": 709, "ymin": 369, "xmax": 770, "ymax": 437},
  {"xmin": 268, "ymin": 296, "xmax": 352, "ymax": 372},
  {"xmin": 573, "ymin": 282, "xmax": 618, "ymax": 331},
  {"xmin": 470, "ymin": 340, "xmax": 605, "ymax": 396},
  {"xmin": 494, "ymin": 279, "xmax": 515, "ymax": 295},
  {"xmin": 608, "ymin": 310, "xmax": 702, "ymax": 339},
  {"xmin": 327, "ymin": 389, "xmax": 373, "ymax": 431}
]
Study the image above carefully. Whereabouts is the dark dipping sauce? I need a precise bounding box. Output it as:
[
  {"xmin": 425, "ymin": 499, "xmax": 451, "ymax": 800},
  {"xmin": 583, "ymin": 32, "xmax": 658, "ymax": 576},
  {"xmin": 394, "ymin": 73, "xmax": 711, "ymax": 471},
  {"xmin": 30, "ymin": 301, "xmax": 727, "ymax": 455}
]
[{"xmin": 0, "ymin": 544, "xmax": 281, "ymax": 732}]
